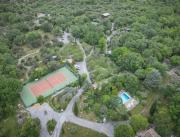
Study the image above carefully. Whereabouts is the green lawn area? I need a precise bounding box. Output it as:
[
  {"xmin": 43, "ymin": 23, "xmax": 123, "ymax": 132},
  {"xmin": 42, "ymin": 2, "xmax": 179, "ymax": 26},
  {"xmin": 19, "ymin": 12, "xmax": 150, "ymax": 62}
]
[
  {"xmin": 131, "ymin": 92, "xmax": 157, "ymax": 116},
  {"xmin": 60, "ymin": 44, "xmax": 83, "ymax": 62},
  {"xmin": 61, "ymin": 122, "xmax": 107, "ymax": 137},
  {"xmin": 0, "ymin": 116, "xmax": 19, "ymax": 137},
  {"xmin": 87, "ymin": 55, "xmax": 118, "ymax": 82},
  {"xmin": 47, "ymin": 119, "xmax": 57, "ymax": 135},
  {"xmin": 48, "ymin": 87, "xmax": 76, "ymax": 112},
  {"xmin": 77, "ymin": 95, "xmax": 100, "ymax": 122}
]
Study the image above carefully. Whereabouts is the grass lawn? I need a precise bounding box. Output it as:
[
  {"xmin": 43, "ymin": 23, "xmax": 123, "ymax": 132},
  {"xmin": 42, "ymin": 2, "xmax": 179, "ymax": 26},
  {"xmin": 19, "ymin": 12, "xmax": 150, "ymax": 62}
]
[
  {"xmin": 48, "ymin": 88, "xmax": 76, "ymax": 112},
  {"xmin": 60, "ymin": 44, "xmax": 83, "ymax": 62},
  {"xmin": 47, "ymin": 119, "xmax": 57, "ymax": 135},
  {"xmin": 61, "ymin": 122, "xmax": 107, "ymax": 137},
  {"xmin": 0, "ymin": 116, "xmax": 19, "ymax": 137},
  {"xmin": 131, "ymin": 92, "xmax": 157, "ymax": 116},
  {"xmin": 49, "ymin": 94, "xmax": 72, "ymax": 112},
  {"xmin": 82, "ymin": 42, "xmax": 93, "ymax": 55},
  {"xmin": 87, "ymin": 55, "xmax": 118, "ymax": 82},
  {"xmin": 77, "ymin": 95, "xmax": 100, "ymax": 122}
]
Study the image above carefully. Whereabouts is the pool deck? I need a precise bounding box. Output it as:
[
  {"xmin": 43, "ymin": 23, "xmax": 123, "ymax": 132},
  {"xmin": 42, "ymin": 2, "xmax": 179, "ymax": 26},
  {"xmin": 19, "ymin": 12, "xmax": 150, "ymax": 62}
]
[{"xmin": 119, "ymin": 91, "xmax": 138, "ymax": 110}]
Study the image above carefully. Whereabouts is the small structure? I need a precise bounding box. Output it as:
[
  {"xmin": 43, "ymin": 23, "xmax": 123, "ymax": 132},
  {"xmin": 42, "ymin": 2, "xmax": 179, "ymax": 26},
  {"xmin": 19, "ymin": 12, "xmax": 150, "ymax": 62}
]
[
  {"xmin": 91, "ymin": 22, "xmax": 99, "ymax": 25},
  {"xmin": 102, "ymin": 13, "xmax": 111, "ymax": 18},
  {"xmin": 67, "ymin": 59, "xmax": 73, "ymax": 64},
  {"xmin": 92, "ymin": 83, "xmax": 98, "ymax": 90},
  {"xmin": 136, "ymin": 128, "xmax": 161, "ymax": 137},
  {"xmin": 106, "ymin": 50, "xmax": 112, "ymax": 55},
  {"xmin": 52, "ymin": 55, "xmax": 57, "ymax": 59},
  {"xmin": 74, "ymin": 64, "xmax": 80, "ymax": 70},
  {"xmin": 37, "ymin": 13, "xmax": 46, "ymax": 18},
  {"xmin": 118, "ymin": 91, "xmax": 138, "ymax": 110}
]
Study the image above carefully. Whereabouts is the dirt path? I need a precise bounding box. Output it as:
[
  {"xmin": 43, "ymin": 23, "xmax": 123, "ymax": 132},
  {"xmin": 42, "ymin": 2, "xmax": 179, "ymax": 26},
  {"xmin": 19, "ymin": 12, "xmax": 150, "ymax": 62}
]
[
  {"xmin": 18, "ymin": 49, "xmax": 40, "ymax": 65},
  {"xmin": 106, "ymin": 23, "xmax": 118, "ymax": 53}
]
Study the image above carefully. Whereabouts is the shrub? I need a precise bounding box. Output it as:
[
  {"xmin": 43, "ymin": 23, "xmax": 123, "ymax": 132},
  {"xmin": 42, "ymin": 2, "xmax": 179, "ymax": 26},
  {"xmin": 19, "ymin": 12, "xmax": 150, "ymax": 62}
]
[
  {"xmin": 26, "ymin": 31, "xmax": 42, "ymax": 48},
  {"xmin": 41, "ymin": 22, "xmax": 53, "ymax": 32},
  {"xmin": 130, "ymin": 114, "xmax": 148, "ymax": 132},
  {"xmin": 115, "ymin": 124, "xmax": 135, "ymax": 137},
  {"xmin": 170, "ymin": 55, "xmax": 180, "ymax": 65},
  {"xmin": 47, "ymin": 119, "xmax": 56, "ymax": 135}
]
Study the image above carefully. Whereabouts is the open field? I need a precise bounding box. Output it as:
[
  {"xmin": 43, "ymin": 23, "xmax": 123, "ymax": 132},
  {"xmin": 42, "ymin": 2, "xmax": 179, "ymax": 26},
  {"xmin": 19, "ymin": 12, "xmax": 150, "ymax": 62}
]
[{"xmin": 61, "ymin": 122, "xmax": 107, "ymax": 137}]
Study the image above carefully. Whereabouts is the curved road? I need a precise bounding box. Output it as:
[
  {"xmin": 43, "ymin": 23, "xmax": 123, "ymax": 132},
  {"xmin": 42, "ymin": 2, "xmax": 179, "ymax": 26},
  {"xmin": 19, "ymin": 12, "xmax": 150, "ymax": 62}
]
[
  {"xmin": 27, "ymin": 88, "xmax": 114, "ymax": 137},
  {"xmin": 26, "ymin": 37, "xmax": 130, "ymax": 137},
  {"xmin": 27, "ymin": 43, "xmax": 114, "ymax": 137}
]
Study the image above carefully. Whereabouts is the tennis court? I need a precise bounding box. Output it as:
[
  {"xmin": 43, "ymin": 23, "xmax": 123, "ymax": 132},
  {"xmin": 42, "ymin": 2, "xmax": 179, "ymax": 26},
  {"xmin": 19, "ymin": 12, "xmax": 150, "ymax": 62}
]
[{"xmin": 21, "ymin": 67, "xmax": 77, "ymax": 107}]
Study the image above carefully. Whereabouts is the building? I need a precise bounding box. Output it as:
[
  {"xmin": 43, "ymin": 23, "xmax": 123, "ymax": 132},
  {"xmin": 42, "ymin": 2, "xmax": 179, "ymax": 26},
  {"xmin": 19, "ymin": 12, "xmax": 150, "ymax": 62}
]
[
  {"xmin": 136, "ymin": 128, "xmax": 161, "ymax": 137},
  {"xmin": 102, "ymin": 13, "xmax": 110, "ymax": 18}
]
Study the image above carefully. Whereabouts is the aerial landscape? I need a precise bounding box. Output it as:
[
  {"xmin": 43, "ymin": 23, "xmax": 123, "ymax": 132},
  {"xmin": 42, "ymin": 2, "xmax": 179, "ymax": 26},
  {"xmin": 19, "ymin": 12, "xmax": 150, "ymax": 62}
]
[{"xmin": 0, "ymin": 0, "xmax": 179, "ymax": 137}]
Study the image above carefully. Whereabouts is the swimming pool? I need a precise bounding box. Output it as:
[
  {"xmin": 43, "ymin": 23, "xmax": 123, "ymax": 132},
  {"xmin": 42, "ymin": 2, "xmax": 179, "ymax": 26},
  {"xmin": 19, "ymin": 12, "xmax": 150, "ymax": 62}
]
[{"xmin": 119, "ymin": 92, "xmax": 131, "ymax": 104}]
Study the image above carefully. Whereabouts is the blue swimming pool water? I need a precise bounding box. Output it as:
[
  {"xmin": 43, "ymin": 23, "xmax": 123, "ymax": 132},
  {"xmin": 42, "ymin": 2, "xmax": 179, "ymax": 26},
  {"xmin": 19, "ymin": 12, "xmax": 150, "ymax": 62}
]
[{"xmin": 119, "ymin": 92, "xmax": 131, "ymax": 104}]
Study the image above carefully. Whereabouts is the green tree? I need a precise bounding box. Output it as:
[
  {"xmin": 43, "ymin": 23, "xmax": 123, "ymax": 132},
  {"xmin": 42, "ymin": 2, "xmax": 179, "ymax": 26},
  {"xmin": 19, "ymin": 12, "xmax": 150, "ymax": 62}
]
[
  {"xmin": 115, "ymin": 124, "xmax": 135, "ymax": 137},
  {"xmin": 37, "ymin": 96, "xmax": 45, "ymax": 104},
  {"xmin": 115, "ymin": 73, "xmax": 139, "ymax": 95},
  {"xmin": 41, "ymin": 22, "xmax": 53, "ymax": 32},
  {"xmin": 112, "ymin": 47, "xmax": 144, "ymax": 72},
  {"xmin": 130, "ymin": 114, "xmax": 148, "ymax": 132},
  {"xmin": 98, "ymin": 37, "xmax": 106, "ymax": 53},
  {"xmin": 26, "ymin": 31, "xmax": 42, "ymax": 48},
  {"xmin": 74, "ymin": 102, "xmax": 79, "ymax": 116},
  {"xmin": 19, "ymin": 118, "xmax": 40, "ymax": 137},
  {"xmin": 0, "ymin": 76, "xmax": 21, "ymax": 119},
  {"xmin": 144, "ymin": 68, "xmax": 162, "ymax": 89},
  {"xmin": 71, "ymin": 25, "xmax": 82, "ymax": 40},
  {"xmin": 30, "ymin": 67, "xmax": 47, "ymax": 80},
  {"xmin": 6, "ymin": 29, "xmax": 21, "ymax": 43},
  {"xmin": 47, "ymin": 119, "xmax": 56, "ymax": 135},
  {"xmin": 102, "ymin": 95, "xmax": 111, "ymax": 105},
  {"xmin": 79, "ymin": 73, "xmax": 87, "ymax": 87},
  {"xmin": 169, "ymin": 92, "xmax": 180, "ymax": 136},
  {"xmin": 170, "ymin": 55, "xmax": 180, "ymax": 65},
  {"xmin": 154, "ymin": 108, "xmax": 174, "ymax": 137},
  {"xmin": 135, "ymin": 69, "xmax": 146, "ymax": 80}
]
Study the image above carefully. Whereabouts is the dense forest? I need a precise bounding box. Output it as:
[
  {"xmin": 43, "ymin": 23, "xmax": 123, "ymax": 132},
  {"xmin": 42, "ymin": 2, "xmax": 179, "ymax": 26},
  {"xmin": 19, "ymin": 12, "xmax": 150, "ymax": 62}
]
[{"xmin": 0, "ymin": 0, "xmax": 179, "ymax": 137}]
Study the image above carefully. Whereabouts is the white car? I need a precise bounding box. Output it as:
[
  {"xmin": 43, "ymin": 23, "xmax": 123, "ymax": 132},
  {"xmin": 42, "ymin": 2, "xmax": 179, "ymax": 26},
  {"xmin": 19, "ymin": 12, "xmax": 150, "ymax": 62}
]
[{"xmin": 74, "ymin": 64, "xmax": 80, "ymax": 70}]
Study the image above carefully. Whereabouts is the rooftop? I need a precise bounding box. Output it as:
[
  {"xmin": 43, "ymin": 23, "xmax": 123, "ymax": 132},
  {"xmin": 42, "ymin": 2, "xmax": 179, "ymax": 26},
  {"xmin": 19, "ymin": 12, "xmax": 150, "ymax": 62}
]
[
  {"xmin": 102, "ymin": 13, "xmax": 110, "ymax": 17},
  {"xmin": 136, "ymin": 128, "xmax": 161, "ymax": 137}
]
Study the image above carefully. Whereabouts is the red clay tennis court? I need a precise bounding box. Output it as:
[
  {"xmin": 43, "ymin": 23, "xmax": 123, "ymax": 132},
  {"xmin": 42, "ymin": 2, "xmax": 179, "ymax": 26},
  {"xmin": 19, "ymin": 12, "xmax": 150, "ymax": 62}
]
[
  {"xmin": 47, "ymin": 73, "xmax": 66, "ymax": 87},
  {"xmin": 21, "ymin": 67, "xmax": 78, "ymax": 107},
  {"xmin": 30, "ymin": 73, "xmax": 67, "ymax": 97},
  {"xmin": 30, "ymin": 80, "xmax": 52, "ymax": 97}
]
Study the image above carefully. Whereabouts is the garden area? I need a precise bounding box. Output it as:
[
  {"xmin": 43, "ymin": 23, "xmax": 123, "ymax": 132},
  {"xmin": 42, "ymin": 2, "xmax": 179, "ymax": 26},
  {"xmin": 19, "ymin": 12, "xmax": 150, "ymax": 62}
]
[
  {"xmin": 61, "ymin": 122, "xmax": 107, "ymax": 137},
  {"xmin": 49, "ymin": 87, "xmax": 77, "ymax": 112},
  {"xmin": 47, "ymin": 119, "xmax": 57, "ymax": 135}
]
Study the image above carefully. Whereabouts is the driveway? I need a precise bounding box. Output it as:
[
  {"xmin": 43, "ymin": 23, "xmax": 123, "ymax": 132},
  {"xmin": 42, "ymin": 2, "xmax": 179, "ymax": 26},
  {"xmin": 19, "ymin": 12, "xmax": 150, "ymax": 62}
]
[{"xmin": 27, "ymin": 88, "xmax": 115, "ymax": 137}]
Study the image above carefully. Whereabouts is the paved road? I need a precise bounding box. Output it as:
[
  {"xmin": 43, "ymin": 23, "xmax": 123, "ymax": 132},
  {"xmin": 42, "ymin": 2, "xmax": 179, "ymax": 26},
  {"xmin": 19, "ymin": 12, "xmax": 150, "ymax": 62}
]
[
  {"xmin": 27, "ymin": 103, "xmax": 62, "ymax": 137},
  {"xmin": 27, "ymin": 37, "xmax": 116, "ymax": 137},
  {"xmin": 77, "ymin": 40, "xmax": 92, "ymax": 84},
  {"xmin": 67, "ymin": 115, "xmax": 114, "ymax": 137},
  {"xmin": 27, "ymin": 88, "xmax": 115, "ymax": 137},
  {"xmin": 57, "ymin": 32, "xmax": 71, "ymax": 44}
]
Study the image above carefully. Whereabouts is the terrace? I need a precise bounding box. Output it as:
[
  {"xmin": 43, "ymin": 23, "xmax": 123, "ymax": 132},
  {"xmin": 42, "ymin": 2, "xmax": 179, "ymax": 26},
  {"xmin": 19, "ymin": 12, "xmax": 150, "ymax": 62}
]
[{"xmin": 119, "ymin": 91, "xmax": 138, "ymax": 110}]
